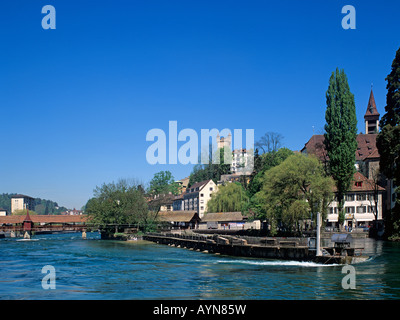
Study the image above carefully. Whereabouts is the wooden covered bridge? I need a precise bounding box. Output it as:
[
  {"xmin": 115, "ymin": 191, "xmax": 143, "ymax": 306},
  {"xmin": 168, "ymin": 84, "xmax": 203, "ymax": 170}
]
[{"xmin": 0, "ymin": 211, "xmax": 89, "ymax": 234}]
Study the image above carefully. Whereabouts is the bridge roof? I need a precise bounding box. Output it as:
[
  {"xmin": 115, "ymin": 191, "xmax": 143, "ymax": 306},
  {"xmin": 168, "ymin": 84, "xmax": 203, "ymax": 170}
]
[{"xmin": 0, "ymin": 215, "xmax": 88, "ymax": 224}]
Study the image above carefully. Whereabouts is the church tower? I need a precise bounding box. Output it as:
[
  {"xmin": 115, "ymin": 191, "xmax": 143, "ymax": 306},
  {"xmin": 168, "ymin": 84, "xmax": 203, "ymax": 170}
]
[{"xmin": 364, "ymin": 88, "xmax": 380, "ymax": 134}]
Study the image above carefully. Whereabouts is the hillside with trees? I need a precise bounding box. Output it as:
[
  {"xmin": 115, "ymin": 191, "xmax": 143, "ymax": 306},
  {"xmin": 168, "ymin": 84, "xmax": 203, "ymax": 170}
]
[{"xmin": 0, "ymin": 193, "xmax": 68, "ymax": 215}]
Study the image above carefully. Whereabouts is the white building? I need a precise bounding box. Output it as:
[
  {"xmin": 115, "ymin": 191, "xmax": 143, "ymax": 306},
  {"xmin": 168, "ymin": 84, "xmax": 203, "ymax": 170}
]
[
  {"xmin": 231, "ymin": 148, "xmax": 253, "ymax": 175},
  {"xmin": 327, "ymin": 172, "xmax": 385, "ymax": 228},
  {"xmin": 216, "ymin": 134, "xmax": 253, "ymax": 175},
  {"xmin": 183, "ymin": 180, "xmax": 217, "ymax": 218}
]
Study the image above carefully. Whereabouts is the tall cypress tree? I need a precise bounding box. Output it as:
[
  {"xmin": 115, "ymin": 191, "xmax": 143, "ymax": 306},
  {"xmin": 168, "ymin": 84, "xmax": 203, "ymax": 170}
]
[
  {"xmin": 324, "ymin": 68, "xmax": 358, "ymax": 226},
  {"xmin": 376, "ymin": 47, "xmax": 400, "ymax": 239}
]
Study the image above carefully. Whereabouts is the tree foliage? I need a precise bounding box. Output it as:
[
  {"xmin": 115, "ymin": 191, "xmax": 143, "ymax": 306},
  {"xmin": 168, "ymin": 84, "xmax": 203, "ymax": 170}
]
[
  {"xmin": 149, "ymin": 171, "xmax": 180, "ymax": 196},
  {"xmin": 377, "ymin": 47, "xmax": 400, "ymax": 182},
  {"xmin": 257, "ymin": 154, "xmax": 334, "ymax": 235},
  {"xmin": 247, "ymin": 147, "xmax": 294, "ymax": 197},
  {"xmin": 189, "ymin": 147, "xmax": 231, "ymax": 186},
  {"xmin": 207, "ymin": 182, "xmax": 248, "ymax": 213},
  {"xmin": 85, "ymin": 179, "xmax": 151, "ymax": 232},
  {"xmin": 379, "ymin": 47, "xmax": 400, "ymax": 128},
  {"xmin": 12, "ymin": 209, "xmax": 38, "ymax": 216},
  {"xmin": 255, "ymin": 132, "xmax": 283, "ymax": 154},
  {"xmin": 0, "ymin": 193, "xmax": 68, "ymax": 214},
  {"xmin": 324, "ymin": 68, "xmax": 358, "ymax": 225},
  {"xmin": 377, "ymin": 46, "xmax": 400, "ymax": 239},
  {"xmin": 147, "ymin": 170, "xmax": 180, "ymax": 215}
]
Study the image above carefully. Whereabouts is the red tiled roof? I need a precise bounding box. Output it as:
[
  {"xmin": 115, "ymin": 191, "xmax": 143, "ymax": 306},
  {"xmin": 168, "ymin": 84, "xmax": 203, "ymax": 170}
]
[
  {"xmin": 356, "ymin": 134, "xmax": 379, "ymax": 160},
  {"xmin": 332, "ymin": 172, "xmax": 385, "ymax": 193},
  {"xmin": 302, "ymin": 135, "xmax": 327, "ymax": 161},
  {"xmin": 0, "ymin": 215, "xmax": 88, "ymax": 224},
  {"xmin": 364, "ymin": 148, "xmax": 380, "ymax": 160},
  {"xmin": 202, "ymin": 212, "xmax": 243, "ymax": 222},
  {"xmin": 23, "ymin": 210, "xmax": 32, "ymax": 222},
  {"xmin": 364, "ymin": 89, "xmax": 380, "ymax": 117},
  {"xmin": 350, "ymin": 172, "xmax": 385, "ymax": 192},
  {"xmin": 158, "ymin": 211, "xmax": 198, "ymax": 222},
  {"xmin": 187, "ymin": 180, "xmax": 212, "ymax": 192},
  {"xmin": 302, "ymin": 134, "xmax": 379, "ymax": 162}
]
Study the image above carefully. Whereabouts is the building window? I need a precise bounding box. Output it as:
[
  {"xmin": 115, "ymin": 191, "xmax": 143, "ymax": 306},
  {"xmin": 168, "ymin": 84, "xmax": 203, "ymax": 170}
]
[
  {"xmin": 356, "ymin": 194, "xmax": 366, "ymax": 201},
  {"xmin": 200, "ymin": 193, "xmax": 204, "ymax": 197},
  {"xmin": 345, "ymin": 194, "xmax": 355, "ymax": 202},
  {"xmin": 355, "ymin": 181, "xmax": 362, "ymax": 187},
  {"xmin": 356, "ymin": 206, "xmax": 366, "ymax": 213},
  {"xmin": 368, "ymin": 194, "xmax": 375, "ymax": 201},
  {"xmin": 345, "ymin": 207, "xmax": 355, "ymax": 214},
  {"xmin": 210, "ymin": 187, "xmax": 213, "ymax": 191},
  {"xmin": 329, "ymin": 207, "xmax": 338, "ymax": 214},
  {"xmin": 200, "ymin": 206, "xmax": 204, "ymax": 210}
]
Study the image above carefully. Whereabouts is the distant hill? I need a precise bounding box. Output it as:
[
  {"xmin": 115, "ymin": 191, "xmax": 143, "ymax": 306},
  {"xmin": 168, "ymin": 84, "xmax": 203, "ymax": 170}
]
[{"xmin": 0, "ymin": 193, "xmax": 69, "ymax": 215}]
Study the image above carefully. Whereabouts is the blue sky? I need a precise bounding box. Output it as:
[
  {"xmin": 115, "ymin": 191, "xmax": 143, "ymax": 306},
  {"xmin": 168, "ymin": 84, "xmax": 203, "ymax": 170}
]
[{"xmin": 1, "ymin": 0, "xmax": 399, "ymax": 209}]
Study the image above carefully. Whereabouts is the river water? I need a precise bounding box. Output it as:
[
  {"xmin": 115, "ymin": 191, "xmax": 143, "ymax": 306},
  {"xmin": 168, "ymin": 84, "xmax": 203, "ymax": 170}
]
[{"xmin": 0, "ymin": 232, "xmax": 399, "ymax": 300}]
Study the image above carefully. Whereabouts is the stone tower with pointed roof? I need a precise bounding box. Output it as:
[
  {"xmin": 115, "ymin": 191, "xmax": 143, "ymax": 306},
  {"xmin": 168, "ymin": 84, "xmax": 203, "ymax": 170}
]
[
  {"xmin": 23, "ymin": 209, "xmax": 33, "ymax": 232},
  {"xmin": 364, "ymin": 89, "xmax": 380, "ymax": 134}
]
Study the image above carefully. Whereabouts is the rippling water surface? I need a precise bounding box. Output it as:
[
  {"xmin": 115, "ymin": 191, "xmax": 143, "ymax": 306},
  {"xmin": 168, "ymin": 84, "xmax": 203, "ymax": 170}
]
[{"xmin": 1, "ymin": 232, "xmax": 399, "ymax": 299}]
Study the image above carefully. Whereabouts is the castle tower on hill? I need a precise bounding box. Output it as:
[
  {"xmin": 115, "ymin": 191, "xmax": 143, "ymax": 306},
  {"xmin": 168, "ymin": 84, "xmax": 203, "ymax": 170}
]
[{"xmin": 216, "ymin": 133, "xmax": 232, "ymax": 149}]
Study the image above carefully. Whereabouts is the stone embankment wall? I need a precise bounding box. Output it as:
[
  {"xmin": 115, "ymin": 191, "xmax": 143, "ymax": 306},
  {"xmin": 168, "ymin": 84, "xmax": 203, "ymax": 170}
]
[{"xmin": 144, "ymin": 232, "xmax": 315, "ymax": 261}]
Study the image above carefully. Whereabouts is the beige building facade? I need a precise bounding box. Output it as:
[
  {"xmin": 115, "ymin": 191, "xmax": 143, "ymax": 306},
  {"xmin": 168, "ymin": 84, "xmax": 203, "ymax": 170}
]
[
  {"xmin": 11, "ymin": 194, "xmax": 35, "ymax": 214},
  {"xmin": 183, "ymin": 180, "xmax": 217, "ymax": 218}
]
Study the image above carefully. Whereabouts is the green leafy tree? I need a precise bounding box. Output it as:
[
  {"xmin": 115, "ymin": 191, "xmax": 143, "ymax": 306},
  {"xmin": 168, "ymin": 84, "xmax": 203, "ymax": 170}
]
[
  {"xmin": 257, "ymin": 154, "xmax": 334, "ymax": 236},
  {"xmin": 377, "ymin": 46, "xmax": 400, "ymax": 239},
  {"xmin": 149, "ymin": 171, "xmax": 180, "ymax": 195},
  {"xmin": 247, "ymin": 147, "xmax": 294, "ymax": 197},
  {"xmin": 0, "ymin": 194, "xmax": 13, "ymax": 212},
  {"xmin": 324, "ymin": 68, "xmax": 358, "ymax": 226},
  {"xmin": 379, "ymin": 47, "xmax": 400, "ymax": 128},
  {"xmin": 34, "ymin": 198, "xmax": 68, "ymax": 215},
  {"xmin": 12, "ymin": 209, "xmax": 38, "ymax": 216},
  {"xmin": 147, "ymin": 171, "xmax": 180, "ymax": 216},
  {"xmin": 86, "ymin": 179, "xmax": 150, "ymax": 233},
  {"xmin": 207, "ymin": 182, "xmax": 248, "ymax": 213}
]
